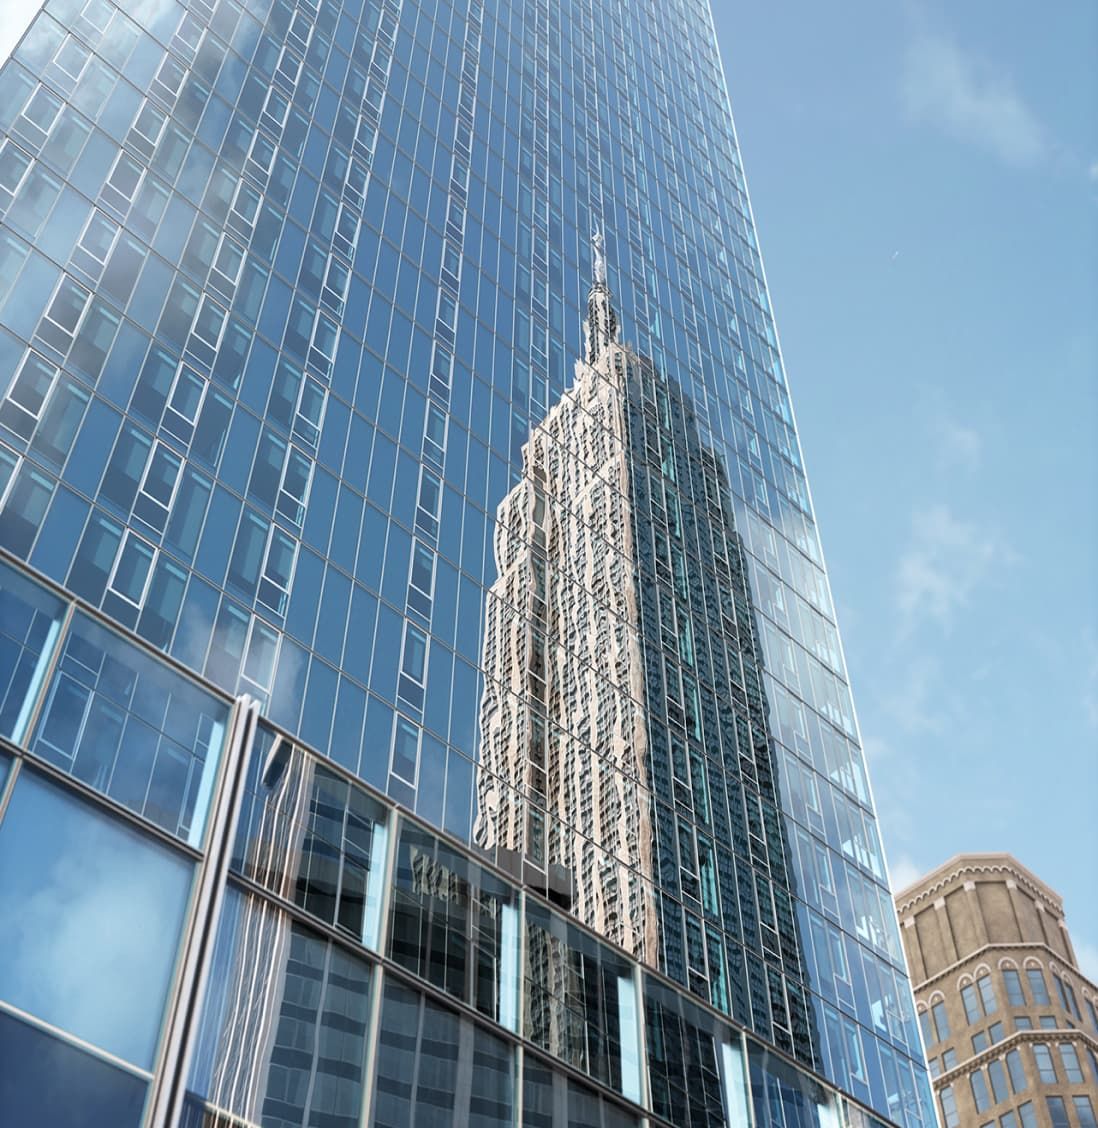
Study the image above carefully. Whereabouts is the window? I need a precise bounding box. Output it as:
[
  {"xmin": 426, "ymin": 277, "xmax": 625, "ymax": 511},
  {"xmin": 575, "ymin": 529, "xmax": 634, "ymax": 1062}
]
[
  {"xmin": 1058, "ymin": 1042, "xmax": 1083, "ymax": 1083},
  {"xmin": 1001, "ymin": 1113, "xmax": 1018, "ymax": 1128},
  {"xmin": 407, "ymin": 541, "xmax": 434, "ymax": 617},
  {"xmin": 210, "ymin": 234, "xmax": 246, "ymax": 293},
  {"xmin": 257, "ymin": 528, "xmax": 296, "ymax": 617},
  {"xmin": 1018, "ymin": 1103, "xmax": 1036, "ymax": 1128},
  {"xmin": 107, "ymin": 531, "xmax": 155, "ymax": 608},
  {"xmin": 163, "ymin": 364, "xmax": 206, "ymax": 444},
  {"xmin": 398, "ymin": 622, "xmax": 427, "ymax": 710},
  {"xmin": 973, "ymin": 1030, "xmax": 990, "ymax": 1053},
  {"xmin": 133, "ymin": 442, "xmax": 180, "ymax": 531},
  {"xmin": 101, "ymin": 151, "xmax": 143, "ymax": 214},
  {"xmin": 987, "ymin": 1059, "xmax": 1008, "ymax": 1104},
  {"xmin": 390, "ymin": 716, "xmax": 419, "ymax": 786},
  {"xmin": 129, "ymin": 101, "xmax": 167, "ymax": 156},
  {"xmin": 988, "ymin": 1021, "xmax": 1003, "ymax": 1044},
  {"xmin": 39, "ymin": 276, "xmax": 89, "ymax": 353},
  {"xmin": 32, "ymin": 377, "xmax": 88, "ymax": 466},
  {"xmin": 72, "ymin": 210, "xmax": 118, "ymax": 279},
  {"xmin": 1032, "ymin": 1043, "xmax": 1057, "ymax": 1083},
  {"xmin": 415, "ymin": 467, "xmax": 441, "ymax": 537},
  {"xmin": 962, "ymin": 982, "xmax": 983, "ymax": 1023},
  {"xmin": 1027, "ymin": 968, "xmax": 1050, "ymax": 1006},
  {"xmin": 0, "ymin": 139, "xmax": 31, "ymax": 207},
  {"xmin": 1074, "ymin": 1097, "xmax": 1097, "ymax": 1128},
  {"xmin": 942, "ymin": 1048, "xmax": 958, "ymax": 1071},
  {"xmin": 0, "ymin": 770, "xmax": 192, "ymax": 1070},
  {"xmin": 1, "ymin": 351, "xmax": 57, "ymax": 439},
  {"xmin": 1046, "ymin": 1098, "xmax": 1069, "ymax": 1128},
  {"xmin": 1015, "ymin": 1016, "xmax": 1033, "ymax": 1030},
  {"xmin": 1005, "ymin": 1048, "xmax": 1026, "ymax": 1093},
  {"xmin": 1002, "ymin": 968, "xmax": 1025, "ymax": 1007},
  {"xmin": 970, "ymin": 1071, "xmax": 991, "ymax": 1114},
  {"xmin": 977, "ymin": 974, "xmax": 998, "ymax": 1014},
  {"xmin": 1040, "ymin": 1016, "xmax": 1058, "ymax": 1030},
  {"xmin": 940, "ymin": 1085, "xmax": 959, "ymax": 1128},
  {"xmin": 277, "ymin": 446, "xmax": 312, "ymax": 524},
  {"xmin": 20, "ymin": 85, "xmax": 63, "ymax": 138}
]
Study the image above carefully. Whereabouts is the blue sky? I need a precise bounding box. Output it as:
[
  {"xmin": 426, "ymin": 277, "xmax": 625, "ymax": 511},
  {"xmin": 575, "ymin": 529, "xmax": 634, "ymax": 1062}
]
[{"xmin": 712, "ymin": 1, "xmax": 1097, "ymax": 977}]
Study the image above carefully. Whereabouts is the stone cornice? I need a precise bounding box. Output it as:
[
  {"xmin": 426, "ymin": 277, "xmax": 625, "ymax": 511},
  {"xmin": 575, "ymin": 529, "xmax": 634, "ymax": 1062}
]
[
  {"xmin": 910, "ymin": 941, "xmax": 1096, "ymax": 996},
  {"xmin": 895, "ymin": 854, "xmax": 1064, "ymax": 917},
  {"xmin": 932, "ymin": 1026, "xmax": 1098, "ymax": 1089}
]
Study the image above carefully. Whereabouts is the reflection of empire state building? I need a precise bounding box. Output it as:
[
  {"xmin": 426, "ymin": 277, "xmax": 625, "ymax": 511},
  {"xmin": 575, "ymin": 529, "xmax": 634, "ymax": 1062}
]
[
  {"xmin": 476, "ymin": 239, "xmax": 816, "ymax": 1063},
  {"xmin": 476, "ymin": 235, "xmax": 658, "ymax": 960}
]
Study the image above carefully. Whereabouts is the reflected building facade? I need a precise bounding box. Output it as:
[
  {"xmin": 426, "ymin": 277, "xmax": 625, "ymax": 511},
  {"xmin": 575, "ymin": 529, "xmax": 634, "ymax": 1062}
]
[
  {"xmin": 477, "ymin": 253, "xmax": 814, "ymax": 1061},
  {"xmin": 0, "ymin": 0, "xmax": 935, "ymax": 1121}
]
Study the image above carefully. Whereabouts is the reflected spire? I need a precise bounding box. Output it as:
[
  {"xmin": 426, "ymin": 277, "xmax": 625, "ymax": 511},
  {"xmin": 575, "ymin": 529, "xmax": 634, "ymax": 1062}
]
[{"xmin": 585, "ymin": 228, "xmax": 617, "ymax": 364}]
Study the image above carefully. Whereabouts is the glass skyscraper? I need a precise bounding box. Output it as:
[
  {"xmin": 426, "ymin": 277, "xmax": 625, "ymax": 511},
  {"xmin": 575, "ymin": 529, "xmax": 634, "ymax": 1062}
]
[{"xmin": 0, "ymin": 0, "xmax": 934, "ymax": 1125}]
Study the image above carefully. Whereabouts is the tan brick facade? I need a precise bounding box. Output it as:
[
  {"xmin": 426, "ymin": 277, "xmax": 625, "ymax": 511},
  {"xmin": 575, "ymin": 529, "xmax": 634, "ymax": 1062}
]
[{"xmin": 895, "ymin": 855, "xmax": 1098, "ymax": 1128}]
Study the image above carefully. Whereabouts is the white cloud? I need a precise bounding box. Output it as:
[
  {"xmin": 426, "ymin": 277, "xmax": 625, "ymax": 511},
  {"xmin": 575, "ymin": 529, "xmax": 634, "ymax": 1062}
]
[
  {"xmin": 902, "ymin": 34, "xmax": 1047, "ymax": 167},
  {"xmin": 933, "ymin": 417, "xmax": 983, "ymax": 473},
  {"xmin": 887, "ymin": 853, "xmax": 925, "ymax": 894},
  {"xmin": 895, "ymin": 504, "xmax": 1011, "ymax": 632}
]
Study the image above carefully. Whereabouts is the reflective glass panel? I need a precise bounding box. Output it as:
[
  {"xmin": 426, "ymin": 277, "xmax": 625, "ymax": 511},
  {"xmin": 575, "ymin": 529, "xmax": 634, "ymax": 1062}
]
[
  {"xmin": 643, "ymin": 975, "xmax": 746, "ymax": 1128},
  {"xmin": 522, "ymin": 1053, "xmax": 641, "ymax": 1128},
  {"xmin": 31, "ymin": 610, "xmax": 228, "ymax": 843},
  {"xmin": 748, "ymin": 1041, "xmax": 836, "ymax": 1128},
  {"xmin": 0, "ymin": 1009, "xmax": 147, "ymax": 1128},
  {"xmin": 0, "ymin": 557, "xmax": 65, "ymax": 744},
  {"xmin": 231, "ymin": 728, "xmax": 389, "ymax": 949},
  {"xmin": 0, "ymin": 768, "xmax": 192, "ymax": 1068},
  {"xmin": 186, "ymin": 887, "xmax": 372, "ymax": 1128},
  {"xmin": 389, "ymin": 818, "xmax": 520, "ymax": 1028},
  {"xmin": 524, "ymin": 899, "xmax": 638, "ymax": 1096},
  {"xmin": 371, "ymin": 977, "xmax": 514, "ymax": 1128}
]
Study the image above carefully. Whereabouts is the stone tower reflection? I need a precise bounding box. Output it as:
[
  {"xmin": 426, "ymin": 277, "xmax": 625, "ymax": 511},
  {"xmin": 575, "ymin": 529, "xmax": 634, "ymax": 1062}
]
[{"xmin": 476, "ymin": 253, "xmax": 817, "ymax": 1064}]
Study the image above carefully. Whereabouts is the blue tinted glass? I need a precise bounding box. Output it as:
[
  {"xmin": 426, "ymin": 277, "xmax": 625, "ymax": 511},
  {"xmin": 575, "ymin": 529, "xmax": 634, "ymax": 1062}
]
[
  {"xmin": 0, "ymin": 1009, "xmax": 147, "ymax": 1128},
  {"xmin": 0, "ymin": 769, "xmax": 192, "ymax": 1068},
  {"xmin": 31, "ymin": 611, "xmax": 229, "ymax": 844},
  {"xmin": 372, "ymin": 978, "xmax": 513, "ymax": 1128},
  {"xmin": 0, "ymin": 557, "xmax": 66, "ymax": 744},
  {"xmin": 187, "ymin": 887, "xmax": 372, "ymax": 1127}
]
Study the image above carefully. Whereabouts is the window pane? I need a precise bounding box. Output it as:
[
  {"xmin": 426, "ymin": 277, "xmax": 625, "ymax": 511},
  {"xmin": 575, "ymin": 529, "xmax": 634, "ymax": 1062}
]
[
  {"xmin": 231, "ymin": 732, "xmax": 389, "ymax": 950},
  {"xmin": 371, "ymin": 978, "xmax": 513, "ymax": 1128},
  {"xmin": 186, "ymin": 887, "xmax": 372, "ymax": 1128},
  {"xmin": 0, "ymin": 768, "xmax": 192, "ymax": 1067},
  {"xmin": 0, "ymin": 557, "xmax": 66, "ymax": 742},
  {"xmin": 31, "ymin": 611, "xmax": 229, "ymax": 843},
  {"xmin": 0, "ymin": 1009, "xmax": 147, "ymax": 1128},
  {"xmin": 389, "ymin": 819, "xmax": 520, "ymax": 1027}
]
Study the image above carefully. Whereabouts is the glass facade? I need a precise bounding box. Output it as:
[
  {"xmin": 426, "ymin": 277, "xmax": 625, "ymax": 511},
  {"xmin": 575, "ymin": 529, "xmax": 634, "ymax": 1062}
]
[{"xmin": 0, "ymin": 0, "xmax": 934, "ymax": 1123}]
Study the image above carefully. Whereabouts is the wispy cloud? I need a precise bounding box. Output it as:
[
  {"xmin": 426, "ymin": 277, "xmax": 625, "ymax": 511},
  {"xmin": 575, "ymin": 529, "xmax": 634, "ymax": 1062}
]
[
  {"xmin": 887, "ymin": 852, "xmax": 926, "ymax": 894},
  {"xmin": 902, "ymin": 33, "xmax": 1047, "ymax": 167},
  {"xmin": 896, "ymin": 504, "xmax": 1011, "ymax": 631},
  {"xmin": 932, "ymin": 417, "xmax": 983, "ymax": 473}
]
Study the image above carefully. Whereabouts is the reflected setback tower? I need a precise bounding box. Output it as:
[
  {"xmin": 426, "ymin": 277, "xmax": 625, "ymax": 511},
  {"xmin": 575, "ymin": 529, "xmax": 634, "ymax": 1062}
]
[
  {"xmin": 477, "ymin": 250, "xmax": 815, "ymax": 1060},
  {"xmin": 0, "ymin": 0, "xmax": 935, "ymax": 1124}
]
